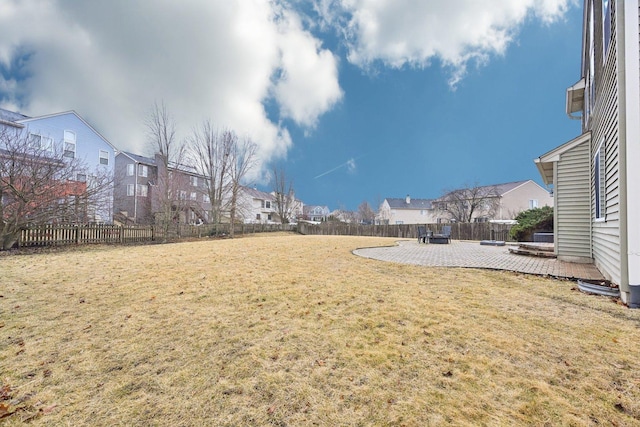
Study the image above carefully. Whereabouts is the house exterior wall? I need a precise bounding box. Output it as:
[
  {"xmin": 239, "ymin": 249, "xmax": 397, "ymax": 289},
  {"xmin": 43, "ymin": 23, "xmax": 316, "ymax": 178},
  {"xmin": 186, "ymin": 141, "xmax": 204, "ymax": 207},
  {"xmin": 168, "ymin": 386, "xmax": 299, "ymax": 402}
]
[
  {"xmin": 17, "ymin": 112, "xmax": 116, "ymax": 223},
  {"xmin": 234, "ymin": 188, "xmax": 278, "ymax": 224},
  {"xmin": 114, "ymin": 153, "xmax": 211, "ymax": 225},
  {"xmin": 498, "ymin": 181, "xmax": 554, "ymax": 219},
  {"xmin": 555, "ymin": 139, "xmax": 592, "ymax": 261},
  {"xmin": 113, "ymin": 154, "xmax": 156, "ymax": 224},
  {"xmin": 389, "ymin": 208, "xmax": 438, "ymax": 224},
  {"xmin": 585, "ymin": 0, "xmax": 622, "ymax": 285}
]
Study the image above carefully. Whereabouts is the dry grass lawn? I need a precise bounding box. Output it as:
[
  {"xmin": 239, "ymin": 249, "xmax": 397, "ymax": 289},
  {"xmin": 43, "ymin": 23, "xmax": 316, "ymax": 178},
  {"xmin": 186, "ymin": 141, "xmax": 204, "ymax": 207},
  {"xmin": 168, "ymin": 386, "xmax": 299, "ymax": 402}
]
[{"xmin": 1, "ymin": 233, "xmax": 640, "ymax": 426}]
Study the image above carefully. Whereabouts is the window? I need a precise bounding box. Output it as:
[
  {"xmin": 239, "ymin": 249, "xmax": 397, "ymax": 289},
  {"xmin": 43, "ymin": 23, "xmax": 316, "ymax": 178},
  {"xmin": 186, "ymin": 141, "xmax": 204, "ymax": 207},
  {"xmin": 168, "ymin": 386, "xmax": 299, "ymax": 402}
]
[
  {"xmin": 76, "ymin": 173, "xmax": 87, "ymax": 182},
  {"xmin": 268, "ymin": 214, "xmax": 272, "ymax": 221},
  {"xmin": 138, "ymin": 164, "xmax": 148, "ymax": 177},
  {"xmin": 137, "ymin": 185, "xmax": 148, "ymax": 197},
  {"xmin": 529, "ymin": 199, "xmax": 539, "ymax": 209},
  {"xmin": 594, "ymin": 140, "xmax": 606, "ymax": 220},
  {"xmin": 179, "ymin": 190, "xmax": 187, "ymax": 200},
  {"xmin": 203, "ymin": 194, "xmax": 210, "ymax": 204},
  {"xmin": 190, "ymin": 176, "xmax": 198, "ymax": 187},
  {"xmin": 586, "ymin": 2, "xmax": 595, "ymax": 122},
  {"xmin": 64, "ymin": 130, "xmax": 76, "ymax": 158},
  {"xmin": 603, "ymin": 0, "xmax": 611, "ymax": 58},
  {"xmin": 256, "ymin": 214, "xmax": 261, "ymax": 220},
  {"xmin": 265, "ymin": 201, "xmax": 271, "ymax": 209},
  {"xmin": 29, "ymin": 133, "xmax": 53, "ymax": 152},
  {"xmin": 127, "ymin": 184, "xmax": 135, "ymax": 197},
  {"xmin": 99, "ymin": 150, "xmax": 109, "ymax": 165},
  {"xmin": 127, "ymin": 164, "xmax": 134, "ymax": 176},
  {"xmin": 190, "ymin": 192, "xmax": 197, "ymax": 201}
]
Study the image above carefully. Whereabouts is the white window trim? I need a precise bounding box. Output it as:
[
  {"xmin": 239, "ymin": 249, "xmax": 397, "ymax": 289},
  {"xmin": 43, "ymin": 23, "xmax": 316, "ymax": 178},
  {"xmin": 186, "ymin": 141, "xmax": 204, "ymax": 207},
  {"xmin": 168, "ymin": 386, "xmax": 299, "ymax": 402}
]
[
  {"xmin": 29, "ymin": 133, "xmax": 53, "ymax": 152},
  {"xmin": 127, "ymin": 184, "xmax": 134, "ymax": 197},
  {"xmin": 99, "ymin": 150, "xmax": 109, "ymax": 165},
  {"xmin": 190, "ymin": 192, "xmax": 197, "ymax": 201},
  {"xmin": 137, "ymin": 184, "xmax": 148, "ymax": 197},
  {"xmin": 127, "ymin": 164, "xmax": 134, "ymax": 176},
  {"xmin": 138, "ymin": 164, "xmax": 148, "ymax": 177},
  {"xmin": 64, "ymin": 130, "xmax": 76, "ymax": 158}
]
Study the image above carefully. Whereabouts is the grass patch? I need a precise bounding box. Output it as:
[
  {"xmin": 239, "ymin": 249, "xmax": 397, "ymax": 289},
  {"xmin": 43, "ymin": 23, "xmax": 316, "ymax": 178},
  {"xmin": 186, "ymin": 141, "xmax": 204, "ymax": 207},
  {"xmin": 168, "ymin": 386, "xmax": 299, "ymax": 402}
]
[{"xmin": 2, "ymin": 234, "xmax": 640, "ymax": 425}]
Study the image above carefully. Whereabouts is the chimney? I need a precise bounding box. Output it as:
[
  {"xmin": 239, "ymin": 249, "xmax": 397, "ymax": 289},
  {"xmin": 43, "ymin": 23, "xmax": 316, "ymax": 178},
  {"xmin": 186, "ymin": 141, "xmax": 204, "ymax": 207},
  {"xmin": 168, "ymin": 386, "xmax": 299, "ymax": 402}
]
[{"xmin": 405, "ymin": 195, "xmax": 411, "ymax": 204}]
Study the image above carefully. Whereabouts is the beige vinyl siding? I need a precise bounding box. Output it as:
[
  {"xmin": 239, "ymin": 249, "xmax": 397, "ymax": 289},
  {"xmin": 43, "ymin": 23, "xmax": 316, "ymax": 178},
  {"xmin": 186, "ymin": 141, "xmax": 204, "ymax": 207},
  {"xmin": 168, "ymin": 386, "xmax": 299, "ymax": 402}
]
[
  {"xmin": 556, "ymin": 140, "xmax": 591, "ymax": 259},
  {"xmin": 589, "ymin": 0, "xmax": 621, "ymax": 284}
]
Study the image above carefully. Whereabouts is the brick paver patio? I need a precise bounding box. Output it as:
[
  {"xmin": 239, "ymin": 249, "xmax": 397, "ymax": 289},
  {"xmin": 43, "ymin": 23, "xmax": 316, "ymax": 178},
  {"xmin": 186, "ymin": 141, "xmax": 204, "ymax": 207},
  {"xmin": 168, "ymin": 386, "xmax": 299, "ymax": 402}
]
[{"xmin": 353, "ymin": 240, "xmax": 604, "ymax": 281}]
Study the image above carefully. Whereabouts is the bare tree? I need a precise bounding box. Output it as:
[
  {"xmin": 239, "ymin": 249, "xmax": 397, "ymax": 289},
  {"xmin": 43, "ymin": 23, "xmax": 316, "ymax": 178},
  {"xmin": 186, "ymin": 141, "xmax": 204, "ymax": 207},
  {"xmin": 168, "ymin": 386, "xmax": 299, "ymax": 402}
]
[
  {"xmin": 145, "ymin": 102, "xmax": 187, "ymax": 236},
  {"xmin": 188, "ymin": 123, "xmax": 235, "ymax": 225},
  {"xmin": 0, "ymin": 127, "xmax": 112, "ymax": 250},
  {"xmin": 227, "ymin": 135, "xmax": 257, "ymax": 236},
  {"xmin": 437, "ymin": 182, "xmax": 500, "ymax": 223},
  {"xmin": 357, "ymin": 201, "xmax": 376, "ymax": 224},
  {"xmin": 271, "ymin": 166, "xmax": 295, "ymax": 224}
]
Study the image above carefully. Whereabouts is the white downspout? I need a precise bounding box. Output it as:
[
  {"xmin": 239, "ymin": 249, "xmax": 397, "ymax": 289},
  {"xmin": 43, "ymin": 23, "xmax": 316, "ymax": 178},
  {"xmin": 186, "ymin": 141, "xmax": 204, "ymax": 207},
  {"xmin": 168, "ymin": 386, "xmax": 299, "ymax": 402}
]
[
  {"xmin": 622, "ymin": 0, "xmax": 640, "ymax": 295},
  {"xmin": 133, "ymin": 161, "xmax": 138, "ymax": 224}
]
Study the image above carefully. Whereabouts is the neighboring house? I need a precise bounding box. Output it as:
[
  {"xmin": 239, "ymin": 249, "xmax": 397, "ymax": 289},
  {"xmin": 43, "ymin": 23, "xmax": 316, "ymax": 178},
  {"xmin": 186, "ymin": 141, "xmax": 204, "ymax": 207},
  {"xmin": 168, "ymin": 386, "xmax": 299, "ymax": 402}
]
[
  {"xmin": 437, "ymin": 180, "xmax": 553, "ymax": 223},
  {"xmin": 0, "ymin": 108, "xmax": 117, "ymax": 223},
  {"xmin": 237, "ymin": 186, "xmax": 279, "ymax": 224},
  {"xmin": 113, "ymin": 152, "xmax": 211, "ymax": 225},
  {"xmin": 303, "ymin": 205, "xmax": 330, "ymax": 222},
  {"xmin": 535, "ymin": 0, "xmax": 640, "ymax": 304},
  {"xmin": 377, "ymin": 196, "xmax": 437, "ymax": 225}
]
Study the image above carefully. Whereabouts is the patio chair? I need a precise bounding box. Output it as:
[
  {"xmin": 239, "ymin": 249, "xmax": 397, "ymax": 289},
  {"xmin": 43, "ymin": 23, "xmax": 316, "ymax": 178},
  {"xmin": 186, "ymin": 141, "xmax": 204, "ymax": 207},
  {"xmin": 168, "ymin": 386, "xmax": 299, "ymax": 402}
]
[
  {"xmin": 441, "ymin": 225, "xmax": 452, "ymax": 243},
  {"xmin": 417, "ymin": 225, "xmax": 428, "ymax": 244}
]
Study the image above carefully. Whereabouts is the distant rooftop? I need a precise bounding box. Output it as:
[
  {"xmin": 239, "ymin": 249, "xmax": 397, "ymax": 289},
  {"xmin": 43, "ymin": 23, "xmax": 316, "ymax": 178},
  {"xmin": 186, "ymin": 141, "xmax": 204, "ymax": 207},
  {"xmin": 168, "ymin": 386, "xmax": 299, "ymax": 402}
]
[
  {"xmin": 0, "ymin": 107, "xmax": 29, "ymax": 124},
  {"xmin": 385, "ymin": 197, "xmax": 433, "ymax": 210}
]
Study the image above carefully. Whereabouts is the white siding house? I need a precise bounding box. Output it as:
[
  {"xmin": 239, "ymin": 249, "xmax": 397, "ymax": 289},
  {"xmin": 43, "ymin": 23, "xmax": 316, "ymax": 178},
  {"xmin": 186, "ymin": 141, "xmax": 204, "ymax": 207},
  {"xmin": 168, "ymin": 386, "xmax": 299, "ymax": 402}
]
[
  {"xmin": 535, "ymin": 0, "xmax": 640, "ymax": 305},
  {"xmin": 377, "ymin": 196, "xmax": 438, "ymax": 225}
]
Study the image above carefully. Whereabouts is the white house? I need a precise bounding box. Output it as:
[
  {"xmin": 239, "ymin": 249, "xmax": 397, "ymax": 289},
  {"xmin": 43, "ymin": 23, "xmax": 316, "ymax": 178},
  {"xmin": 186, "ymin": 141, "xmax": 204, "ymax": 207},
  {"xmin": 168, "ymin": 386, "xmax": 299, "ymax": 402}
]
[{"xmin": 377, "ymin": 196, "xmax": 437, "ymax": 225}]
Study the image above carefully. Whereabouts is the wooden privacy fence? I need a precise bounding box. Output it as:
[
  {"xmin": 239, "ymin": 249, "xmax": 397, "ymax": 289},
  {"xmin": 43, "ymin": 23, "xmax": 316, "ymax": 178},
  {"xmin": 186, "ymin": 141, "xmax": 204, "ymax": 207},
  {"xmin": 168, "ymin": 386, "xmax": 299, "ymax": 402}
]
[
  {"xmin": 296, "ymin": 222, "xmax": 514, "ymax": 242},
  {"xmin": 17, "ymin": 223, "xmax": 293, "ymax": 248}
]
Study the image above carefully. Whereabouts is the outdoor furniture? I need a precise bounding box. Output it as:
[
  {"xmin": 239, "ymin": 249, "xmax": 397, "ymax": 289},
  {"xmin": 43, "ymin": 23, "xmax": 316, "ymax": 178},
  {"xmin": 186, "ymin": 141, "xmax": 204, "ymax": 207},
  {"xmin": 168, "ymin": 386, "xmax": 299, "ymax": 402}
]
[
  {"xmin": 417, "ymin": 226, "xmax": 430, "ymax": 243},
  {"xmin": 428, "ymin": 225, "xmax": 451, "ymax": 244}
]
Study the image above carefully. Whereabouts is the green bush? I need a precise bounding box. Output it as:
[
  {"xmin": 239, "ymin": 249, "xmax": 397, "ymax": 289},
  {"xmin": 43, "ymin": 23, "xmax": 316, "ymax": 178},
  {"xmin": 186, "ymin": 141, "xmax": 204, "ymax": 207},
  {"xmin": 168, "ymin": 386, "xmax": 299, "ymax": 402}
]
[{"xmin": 509, "ymin": 206, "xmax": 553, "ymax": 242}]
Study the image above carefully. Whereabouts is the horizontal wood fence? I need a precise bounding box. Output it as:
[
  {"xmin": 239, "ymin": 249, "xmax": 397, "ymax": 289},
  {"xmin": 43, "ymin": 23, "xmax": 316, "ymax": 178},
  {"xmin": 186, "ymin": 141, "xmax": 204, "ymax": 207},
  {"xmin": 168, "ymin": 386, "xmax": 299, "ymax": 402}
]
[
  {"xmin": 17, "ymin": 223, "xmax": 294, "ymax": 249},
  {"xmin": 297, "ymin": 222, "xmax": 514, "ymax": 242}
]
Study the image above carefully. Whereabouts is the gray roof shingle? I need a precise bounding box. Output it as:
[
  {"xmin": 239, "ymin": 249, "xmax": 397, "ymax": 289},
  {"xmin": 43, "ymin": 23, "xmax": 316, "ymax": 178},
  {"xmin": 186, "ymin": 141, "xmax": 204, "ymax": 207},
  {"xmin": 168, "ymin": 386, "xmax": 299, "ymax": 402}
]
[
  {"xmin": 386, "ymin": 198, "xmax": 433, "ymax": 209},
  {"xmin": 0, "ymin": 108, "xmax": 29, "ymax": 123}
]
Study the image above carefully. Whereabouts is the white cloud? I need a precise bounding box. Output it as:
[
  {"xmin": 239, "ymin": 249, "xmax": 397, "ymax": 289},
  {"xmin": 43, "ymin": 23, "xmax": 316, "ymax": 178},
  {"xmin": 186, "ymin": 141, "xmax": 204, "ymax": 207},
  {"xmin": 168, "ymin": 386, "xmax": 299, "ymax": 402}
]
[
  {"xmin": 346, "ymin": 158, "xmax": 356, "ymax": 174},
  {"xmin": 315, "ymin": 0, "xmax": 575, "ymax": 87},
  {"xmin": 273, "ymin": 9, "xmax": 343, "ymax": 128},
  {"xmin": 0, "ymin": 0, "xmax": 342, "ymax": 172}
]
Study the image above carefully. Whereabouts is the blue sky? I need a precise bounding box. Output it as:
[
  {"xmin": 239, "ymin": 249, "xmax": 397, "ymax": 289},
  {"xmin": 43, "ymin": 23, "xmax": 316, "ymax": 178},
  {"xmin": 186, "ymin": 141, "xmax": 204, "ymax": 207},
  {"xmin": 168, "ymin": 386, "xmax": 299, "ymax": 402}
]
[{"xmin": 0, "ymin": 0, "xmax": 582, "ymax": 211}]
